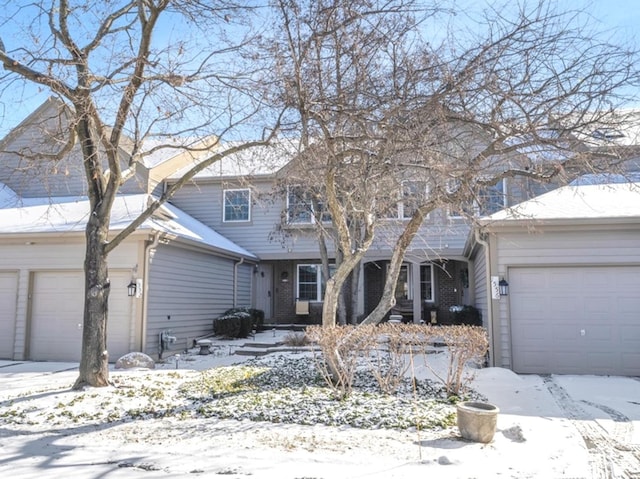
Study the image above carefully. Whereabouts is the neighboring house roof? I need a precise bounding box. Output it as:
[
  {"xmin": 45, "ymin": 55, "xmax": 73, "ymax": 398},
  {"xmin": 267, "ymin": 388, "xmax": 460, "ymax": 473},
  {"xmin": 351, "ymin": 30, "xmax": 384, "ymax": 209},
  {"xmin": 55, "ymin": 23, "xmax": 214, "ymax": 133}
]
[
  {"xmin": 0, "ymin": 193, "xmax": 257, "ymax": 260},
  {"xmin": 0, "ymin": 182, "xmax": 20, "ymax": 208},
  {"xmin": 482, "ymin": 181, "xmax": 640, "ymax": 223}
]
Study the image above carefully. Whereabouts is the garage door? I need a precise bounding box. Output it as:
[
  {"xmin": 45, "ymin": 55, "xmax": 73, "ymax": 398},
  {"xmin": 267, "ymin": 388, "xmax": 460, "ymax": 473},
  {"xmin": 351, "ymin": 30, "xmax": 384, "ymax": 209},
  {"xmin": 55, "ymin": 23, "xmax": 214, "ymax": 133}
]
[
  {"xmin": 510, "ymin": 266, "xmax": 640, "ymax": 376},
  {"xmin": 0, "ymin": 271, "xmax": 18, "ymax": 359},
  {"xmin": 29, "ymin": 271, "xmax": 132, "ymax": 362}
]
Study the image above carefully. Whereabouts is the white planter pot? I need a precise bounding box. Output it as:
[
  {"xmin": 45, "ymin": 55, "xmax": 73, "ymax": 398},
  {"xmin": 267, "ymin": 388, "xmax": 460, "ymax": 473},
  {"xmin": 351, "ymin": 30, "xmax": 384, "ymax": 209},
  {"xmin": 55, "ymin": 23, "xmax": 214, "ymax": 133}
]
[{"xmin": 456, "ymin": 401, "xmax": 499, "ymax": 443}]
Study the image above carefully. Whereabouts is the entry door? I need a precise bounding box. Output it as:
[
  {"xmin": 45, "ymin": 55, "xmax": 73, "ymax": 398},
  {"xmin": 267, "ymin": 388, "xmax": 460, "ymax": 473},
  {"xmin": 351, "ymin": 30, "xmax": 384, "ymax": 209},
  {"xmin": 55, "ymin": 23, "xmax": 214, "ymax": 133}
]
[{"xmin": 254, "ymin": 264, "xmax": 273, "ymax": 320}]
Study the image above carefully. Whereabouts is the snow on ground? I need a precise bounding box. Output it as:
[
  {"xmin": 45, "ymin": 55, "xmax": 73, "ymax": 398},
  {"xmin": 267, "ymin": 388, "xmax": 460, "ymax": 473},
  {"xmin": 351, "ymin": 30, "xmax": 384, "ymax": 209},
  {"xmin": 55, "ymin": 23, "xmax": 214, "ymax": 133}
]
[{"xmin": 0, "ymin": 329, "xmax": 638, "ymax": 479}]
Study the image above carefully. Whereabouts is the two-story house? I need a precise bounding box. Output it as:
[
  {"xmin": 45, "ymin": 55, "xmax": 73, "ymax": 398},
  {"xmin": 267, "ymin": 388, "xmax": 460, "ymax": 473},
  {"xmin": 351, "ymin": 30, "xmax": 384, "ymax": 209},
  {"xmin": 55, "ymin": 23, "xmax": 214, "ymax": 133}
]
[
  {"xmin": 1, "ymin": 98, "xmax": 639, "ymax": 377},
  {"xmin": 0, "ymin": 99, "xmax": 258, "ymax": 361}
]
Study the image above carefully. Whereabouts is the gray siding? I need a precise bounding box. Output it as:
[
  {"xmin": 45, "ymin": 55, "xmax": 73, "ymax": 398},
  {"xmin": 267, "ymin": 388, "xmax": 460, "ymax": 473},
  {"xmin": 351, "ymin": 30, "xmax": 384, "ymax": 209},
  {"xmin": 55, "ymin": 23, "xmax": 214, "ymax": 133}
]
[
  {"xmin": 471, "ymin": 243, "xmax": 488, "ymax": 328},
  {"xmin": 0, "ymin": 100, "xmax": 149, "ymax": 198},
  {"xmin": 169, "ymin": 179, "xmax": 323, "ymax": 258},
  {"xmin": 170, "ymin": 178, "xmax": 473, "ymax": 260},
  {"xmin": 236, "ymin": 263, "xmax": 253, "ymax": 307},
  {"xmin": 493, "ymin": 225, "xmax": 640, "ymax": 370},
  {"xmin": 146, "ymin": 244, "xmax": 245, "ymax": 357}
]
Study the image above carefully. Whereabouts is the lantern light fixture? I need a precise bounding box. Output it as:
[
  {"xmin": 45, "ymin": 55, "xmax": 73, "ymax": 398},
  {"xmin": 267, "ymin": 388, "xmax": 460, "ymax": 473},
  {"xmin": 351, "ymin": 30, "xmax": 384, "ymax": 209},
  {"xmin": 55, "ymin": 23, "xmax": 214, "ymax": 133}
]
[
  {"xmin": 499, "ymin": 279, "xmax": 509, "ymax": 296},
  {"xmin": 127, "ymin": 280, "xmax": 137, "ymax": 297}
]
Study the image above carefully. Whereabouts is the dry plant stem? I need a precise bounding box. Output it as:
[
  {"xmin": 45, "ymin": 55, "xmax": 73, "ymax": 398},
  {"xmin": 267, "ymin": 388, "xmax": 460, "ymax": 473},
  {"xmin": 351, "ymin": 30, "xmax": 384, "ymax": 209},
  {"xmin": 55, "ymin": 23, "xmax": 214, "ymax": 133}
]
[
  {"xmin": 421, "ymin": 326, "xmax": 489, "ymax": 397},
  {"xmin": 409, "ymin": 347, "xmax": 422, "ymax": 461}
]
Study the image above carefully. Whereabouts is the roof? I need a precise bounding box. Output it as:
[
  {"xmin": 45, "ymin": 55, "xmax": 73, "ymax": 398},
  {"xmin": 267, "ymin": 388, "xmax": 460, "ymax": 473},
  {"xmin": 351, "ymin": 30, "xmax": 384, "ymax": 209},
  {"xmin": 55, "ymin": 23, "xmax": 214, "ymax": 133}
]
[
  {"xmin": 168, "ymin": 140, "xmax": 297, "ymax": 180},
  {"xmin": 0, "ymin": 183, "xmax": 20, "ymax": 208},
  {"xmin": 139, "ymin": 136, "xmax": 219, "ymax": 168},
  {"xmin": 483, "ymin": 181, "xmax": 640, "ymax": 223},
  {"xmin": 0, "ymin": 192, "xmax": 257, "ymax": 260}
]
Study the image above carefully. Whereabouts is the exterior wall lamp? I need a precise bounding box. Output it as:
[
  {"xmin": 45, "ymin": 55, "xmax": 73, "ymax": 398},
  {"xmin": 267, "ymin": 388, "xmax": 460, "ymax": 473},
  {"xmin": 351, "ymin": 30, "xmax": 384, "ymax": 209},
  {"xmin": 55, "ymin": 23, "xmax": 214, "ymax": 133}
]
[
  {"xmin": 127, "ymin": 280, "xmax": 137, "ymax": 297},
  {"xmin": 499, "ymin": 279, "xmax": 509, "ymax": 296},
  {"xmin": 280, "ymin": 271, "xmax": 289, "ymax": 283}
]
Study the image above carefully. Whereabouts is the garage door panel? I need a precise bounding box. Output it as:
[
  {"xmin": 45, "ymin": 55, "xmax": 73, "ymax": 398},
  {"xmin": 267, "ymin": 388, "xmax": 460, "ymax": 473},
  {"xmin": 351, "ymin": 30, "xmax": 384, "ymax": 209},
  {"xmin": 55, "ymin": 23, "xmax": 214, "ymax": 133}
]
[
  {"xmin": 620, "ymin": 325, "xmax": 640, "ymax": 341},
  {"xmin": 510, "ymin": 266, "xmax": 640, "ymax": 376},
  {"xmin": 0, "ymin": 272, "xmax": 18, "ymax": 359},
  {"xmin": 30, "ymin": 271, "xmax": 131, "ymax": 362}
]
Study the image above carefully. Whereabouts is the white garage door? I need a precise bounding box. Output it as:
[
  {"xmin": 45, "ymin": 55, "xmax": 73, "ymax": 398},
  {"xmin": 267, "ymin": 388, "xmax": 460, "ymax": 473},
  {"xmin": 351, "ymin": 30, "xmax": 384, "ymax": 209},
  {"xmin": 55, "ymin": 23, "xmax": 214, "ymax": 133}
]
[
  {"xmin": 0, "ymin": 271, "xmax": 18, "ymax": 359},
  {"xmin": 510, "ymin": 266, "xmax": 640, "ymax": 376},
  {"xmin": 30, "ymin": 271, "xmax": 132, "ymax": 362}
]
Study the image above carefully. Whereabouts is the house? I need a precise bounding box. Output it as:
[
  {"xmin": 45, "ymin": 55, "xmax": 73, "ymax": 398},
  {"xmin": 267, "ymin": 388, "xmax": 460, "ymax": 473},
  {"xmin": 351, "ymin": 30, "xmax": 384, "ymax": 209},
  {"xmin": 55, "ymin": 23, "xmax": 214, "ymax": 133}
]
[
  {"xmin": 0, "ymin": 99, "xmax": 257, "ymax": 362},
  {"xmin": 166, "ymin": 143, "xmax": 476, "ymax": 327},
  {"xmin": 1, "ymin": 98, "xmax": 639, "ymax": 376},
  {"xmin": 468, "ymin": 181, "xmax": 640, "ymax": 376}
]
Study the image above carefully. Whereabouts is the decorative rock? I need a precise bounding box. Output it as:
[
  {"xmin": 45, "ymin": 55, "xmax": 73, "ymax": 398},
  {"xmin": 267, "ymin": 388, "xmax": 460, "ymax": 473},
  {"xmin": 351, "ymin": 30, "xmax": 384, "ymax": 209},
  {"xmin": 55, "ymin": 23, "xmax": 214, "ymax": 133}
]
[{"xmin": 115, "ymin": 352, "xmax": 156, "ymax": 370}]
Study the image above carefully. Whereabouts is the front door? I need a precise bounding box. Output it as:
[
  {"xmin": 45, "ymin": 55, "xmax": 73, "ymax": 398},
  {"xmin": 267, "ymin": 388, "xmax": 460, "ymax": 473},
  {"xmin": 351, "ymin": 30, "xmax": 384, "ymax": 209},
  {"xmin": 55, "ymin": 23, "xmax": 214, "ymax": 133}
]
[{"xmin": 254, "ymin": 264, "xmax": 273, "ymax": 320}]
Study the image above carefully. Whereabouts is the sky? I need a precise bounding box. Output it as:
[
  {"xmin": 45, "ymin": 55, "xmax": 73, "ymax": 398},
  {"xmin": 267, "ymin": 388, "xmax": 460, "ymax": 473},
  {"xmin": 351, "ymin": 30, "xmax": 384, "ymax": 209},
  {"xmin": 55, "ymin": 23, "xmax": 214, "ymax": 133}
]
[{"xmin": 0, "ymin": 0, "xmax": 638, "ymax": 138}]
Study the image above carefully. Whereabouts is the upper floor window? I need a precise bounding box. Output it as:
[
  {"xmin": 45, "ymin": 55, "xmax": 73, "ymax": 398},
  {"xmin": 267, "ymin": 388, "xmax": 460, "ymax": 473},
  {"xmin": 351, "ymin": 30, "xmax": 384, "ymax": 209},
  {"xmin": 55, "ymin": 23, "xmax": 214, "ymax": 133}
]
[
  {"xmin": 223, "ymin": 188, "xmax": 251, "ymax": 222},
  {"xmin": 446, "ymin": 178, "xmax": 473, "ymax": 219},
  {"xmin": 477, "ymin": 179, "xmax": 506, "ymax": 216},
  {"xmin": 401, "ymin": 180, "xmax": 429, "ymax": 219},
  {"xmin": 385, "ymin": 180, "xmax": 429, "ymax": 220},
  {"xmin": 287, "ymin": 186, "xmax": 331, "ymax": 224}
]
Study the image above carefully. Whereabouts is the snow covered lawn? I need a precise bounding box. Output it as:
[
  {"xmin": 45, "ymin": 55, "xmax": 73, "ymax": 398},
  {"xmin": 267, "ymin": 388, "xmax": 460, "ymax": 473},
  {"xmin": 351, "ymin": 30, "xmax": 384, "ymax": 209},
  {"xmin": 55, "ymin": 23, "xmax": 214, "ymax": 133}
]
[{"xmin": 0, "ymin": 333, "xmax": 638, "ymax": 478}]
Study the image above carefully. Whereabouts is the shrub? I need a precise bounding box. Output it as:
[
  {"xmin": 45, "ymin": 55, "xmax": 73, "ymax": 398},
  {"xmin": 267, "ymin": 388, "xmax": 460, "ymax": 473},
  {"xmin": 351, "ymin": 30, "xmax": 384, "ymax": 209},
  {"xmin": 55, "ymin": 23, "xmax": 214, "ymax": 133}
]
[
  {"xmin": 307, "ymin": 323, "xmax": 489, "ymax": 399},
  {"xmin": 424, "ymin": 325, "xmax": 489, "ymax": 397},
  {"xmin": 283, "ymin": 331, "xmax": 310, "ymax": 346},
  {"xmin": 306, "ymin": 325, "xmax": 376, "ymax": 399},
  {"xmin": 214, "ymin": 307, "xmax": 265, "ymax": 338},
  {"xmin": 449, "ymin": 305, "xmax": 482, "ymax": 326}
]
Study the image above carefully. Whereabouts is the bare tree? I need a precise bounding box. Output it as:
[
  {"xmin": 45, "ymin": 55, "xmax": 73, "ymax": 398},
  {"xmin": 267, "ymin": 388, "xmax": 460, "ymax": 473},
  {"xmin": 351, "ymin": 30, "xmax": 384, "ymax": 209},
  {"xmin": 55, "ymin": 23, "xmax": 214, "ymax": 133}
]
[
  {"xmin": 0, "ymin": 1, "xmax": 281, "ymax": 388},
  {"xmin": 271, "ymin": 0, "xmax": 639, "ymax": 327}
]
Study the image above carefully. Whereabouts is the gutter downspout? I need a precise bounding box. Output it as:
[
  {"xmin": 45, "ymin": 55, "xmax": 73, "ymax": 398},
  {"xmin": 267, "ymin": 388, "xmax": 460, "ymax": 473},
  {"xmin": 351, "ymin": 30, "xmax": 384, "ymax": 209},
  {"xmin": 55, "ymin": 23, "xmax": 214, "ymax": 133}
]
[
  {"xmin": 233, "ymin": 257, "xmax": 245, "ymax": 308},
  {"xmin": 141, "ymin": 232, "xmax": 160, "ymax": 352},
  {"xmin": 475, "ymin": 228, "xmax": 497, "ymax": 367}
]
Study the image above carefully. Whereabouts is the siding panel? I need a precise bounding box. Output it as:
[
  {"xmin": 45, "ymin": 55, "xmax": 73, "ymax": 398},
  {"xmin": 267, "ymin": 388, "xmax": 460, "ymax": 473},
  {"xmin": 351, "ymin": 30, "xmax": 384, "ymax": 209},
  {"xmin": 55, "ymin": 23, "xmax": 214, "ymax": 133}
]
[{"xmin": 146, "ymin": 244, "xmax": 249, "ymax": 357}]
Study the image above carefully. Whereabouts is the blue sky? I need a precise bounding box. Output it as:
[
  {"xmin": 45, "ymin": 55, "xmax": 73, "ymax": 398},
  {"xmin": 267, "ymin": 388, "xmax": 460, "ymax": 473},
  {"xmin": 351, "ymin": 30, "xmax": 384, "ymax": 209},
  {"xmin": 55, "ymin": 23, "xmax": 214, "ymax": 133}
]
[{"xmin": 0, "ymin": 0, "xmax": 638, "ymax": 137}]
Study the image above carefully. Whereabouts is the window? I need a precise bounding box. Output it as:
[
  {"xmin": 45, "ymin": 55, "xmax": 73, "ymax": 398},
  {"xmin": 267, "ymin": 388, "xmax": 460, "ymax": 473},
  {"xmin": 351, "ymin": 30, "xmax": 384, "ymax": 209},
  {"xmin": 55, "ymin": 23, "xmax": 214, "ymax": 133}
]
[
  {"xmin": 287, "ymin": 186, "xmax": 331, "ymax": 224},
  {"xmin": 477, "ymin": 179, "xmax": 506, "ymax": 216},
  {"xmin": 447, "ymin": 178, "xmax": 473, "ymax": 219},
  {"xmin": 387, "ymin": 263, "xmax": 412, "ymax": 300},
  {"xmin": 223, "ymin": 188, "xmax": 250, "ymax": 222},
  {"xmin": 385, "ymin": 181, "xmax": 429, "ymax": 220},
  {"xmin": 296, "ymin": 264, "xmax": 335, "ymax": 301},
  {"xmin": 420, "ymin": 264, "xmax": 434, "ymax": 302},
  {"xmin": 395, "ymin": 264, "xmax": 411, "ymax": 300}
]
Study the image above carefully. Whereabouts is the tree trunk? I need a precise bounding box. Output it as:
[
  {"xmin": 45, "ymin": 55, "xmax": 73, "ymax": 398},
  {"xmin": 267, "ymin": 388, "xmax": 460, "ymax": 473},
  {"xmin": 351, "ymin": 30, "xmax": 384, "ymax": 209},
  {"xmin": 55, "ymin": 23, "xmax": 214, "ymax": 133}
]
[
  {"xmin": 73, "ymin": 213, "xmax": 111, "ymax": 389},
  {"xmin": 360, "ymin": 208, "xmax": 427, "ymax": 325}
]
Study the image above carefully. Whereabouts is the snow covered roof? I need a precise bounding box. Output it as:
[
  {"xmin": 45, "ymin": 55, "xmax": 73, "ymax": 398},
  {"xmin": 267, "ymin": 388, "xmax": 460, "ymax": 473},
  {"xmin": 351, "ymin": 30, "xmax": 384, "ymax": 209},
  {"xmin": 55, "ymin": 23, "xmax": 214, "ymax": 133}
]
[
  {"xmin": 139, "ymin": 136, "xmax": 219, "ymax": 168},
  {"xmin": 0, "ymin": 193, "xmax": 257, "ymax": 259},
  {"xmin": 484, "ymin": 182, "xmax": 640, "ymax": 222},
  {"xmin": 169, "ymin": 140, "xmax": 296, "ymax": 180}
]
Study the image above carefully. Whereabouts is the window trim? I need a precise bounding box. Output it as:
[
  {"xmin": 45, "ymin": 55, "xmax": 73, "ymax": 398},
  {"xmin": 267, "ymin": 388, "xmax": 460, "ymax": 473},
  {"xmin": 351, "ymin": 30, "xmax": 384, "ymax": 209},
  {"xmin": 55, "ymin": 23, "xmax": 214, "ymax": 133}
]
[
  {"xmin": 420, "ymin": 264, "xmax": 434, "ymax": 302},
  {"xmin": 286, "ymin": 186, "xmax": 331, "ymax": 225},
  {"xmin": 222, "ymin": 188, "xmax": 251, "ymax": 223},
  {"xmin": 296, "ymin": 263, "xmax": 335, "ymax": 302},
  {"xmin": 385, "ymin": 180, "xmax": 430, "ymax": 220}
]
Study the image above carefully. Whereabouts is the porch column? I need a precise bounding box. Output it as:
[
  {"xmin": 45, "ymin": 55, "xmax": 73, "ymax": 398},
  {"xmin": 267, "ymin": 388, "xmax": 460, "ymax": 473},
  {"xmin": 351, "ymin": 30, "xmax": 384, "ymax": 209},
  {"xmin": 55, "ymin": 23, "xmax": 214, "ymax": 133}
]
[
  {"xmin": 356, "ymin": 261, "xmax": 365, "ymax": 319},
  {"xmin": 411, "ymin": 261, "xmax": 421, "ymax": 323}
]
